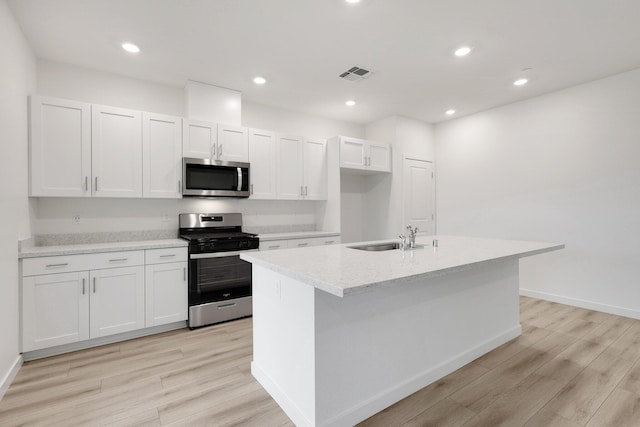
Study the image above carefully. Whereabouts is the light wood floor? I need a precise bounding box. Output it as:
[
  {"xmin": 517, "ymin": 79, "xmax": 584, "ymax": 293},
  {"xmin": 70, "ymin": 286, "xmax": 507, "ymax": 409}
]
[{"xmin": 2, "ymin": 297, "xmax": 640, "ymax": 426}]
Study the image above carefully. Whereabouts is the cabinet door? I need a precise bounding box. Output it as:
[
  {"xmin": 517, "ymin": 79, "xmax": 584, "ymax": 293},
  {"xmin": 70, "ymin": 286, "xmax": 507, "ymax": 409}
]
[
  {"xmin": 183, "ymin": 119, "xmax": 216, "ymax": 160},
  {"xmin": 91, "ymin": 105, "xmax": 143, "ymax": 197},
  {"xmin": 277, "ymin": 135, "xmax": 303, "ymax": 200},
  {"xmin": 217, "ymin": 124, "xmax": 249, "ymax": 162},
  {"xmin": 339, "ymin": 137, "xmax": 367, "ymax": 170},
  {"xmin": 142, "ymin": 113, "xmax": 182, "ymax": 198},
  {"xmin": 145, "ymin": 262, "xmax": 188, "ymax": 327},
  {"xmin": 22, "ymin": 271, "xmax": 90, "ymax": 352},
  {"xmin": 89, "ymin": 266, "xmax": 145, "ymax": 338},
  {"xmin": 30, "ymin": 96, "xmax": 91, "ymax": 197},
  {"xmin": 248, "ymin": 129, "xmax": 277, "ymax": 199},
  {"xmin": 368, "ymin": 141, "xmax": 392, "ymax": 172},
  {"xmin": 302, "ymin": 138, "xmax": 327, "ymax": 200}
]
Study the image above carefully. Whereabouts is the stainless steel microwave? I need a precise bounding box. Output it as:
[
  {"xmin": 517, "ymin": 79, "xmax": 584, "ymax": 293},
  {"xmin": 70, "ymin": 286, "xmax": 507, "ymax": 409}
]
[{"xmin": 182, "ymin": 157, "xmax": 250, "ymax": 198}]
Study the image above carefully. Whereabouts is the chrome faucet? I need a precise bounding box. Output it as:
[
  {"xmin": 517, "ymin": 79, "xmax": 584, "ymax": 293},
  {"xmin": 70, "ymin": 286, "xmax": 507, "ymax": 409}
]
[
  {"xmin": 406, "ymin": 225, "xmax": 418, "ymax": 248},
  {"xmin": 398, "ymin": 234, "xmax": 407, "ymax": 250}
]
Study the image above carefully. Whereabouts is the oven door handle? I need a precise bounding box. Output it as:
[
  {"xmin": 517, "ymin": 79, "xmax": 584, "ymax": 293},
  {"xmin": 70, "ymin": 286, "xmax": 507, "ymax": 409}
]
[{"xmin": 190, "ymin": 249, "xmax": 259, "ymax": 259}]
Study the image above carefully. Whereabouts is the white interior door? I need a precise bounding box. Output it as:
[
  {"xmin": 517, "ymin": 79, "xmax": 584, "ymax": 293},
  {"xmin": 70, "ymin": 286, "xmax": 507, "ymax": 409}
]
[{"xmin": 403, "ymin": 157, "xmax": 435, "ymax": 235}]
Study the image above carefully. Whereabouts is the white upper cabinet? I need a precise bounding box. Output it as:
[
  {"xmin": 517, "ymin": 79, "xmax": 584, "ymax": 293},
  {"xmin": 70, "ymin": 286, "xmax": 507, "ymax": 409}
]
[
  {"xmin": 217, "ymin": 124, "xmax": 249, "ymax": 162},
  {"xmin": 182, "ymin": 119, "xmax": 217, "ymax": 159},
  {"xmin": 276, "ymin": 135, "xmax": 327, "ymax": 200},
  {"xmin": 143, "ymin": 113, "xmax": 182, "ymax": 198},
  {"xmin": 29, "ymin": 96, "xmax": 92, "ymax": 197},
  {"xmin": 277, "ymin": 134, "xmax": 304, "ymax": 200},
  {"xmin": 302, "ymin": 137, "xmax": 327, "ymax": 200},
  {"xmin": 368, "ymin": 140, "xmax": 392, "ymax": 172},
  {"xmin": 248, "ymin": 128, "xmax": 277, "ymax": 199},
  {"xmin": 182, "ymin": 120, "xmax": 248, "ymax": 163},
  {"xmin": 334, "ymin": 136, "xmax": 392, "ymax": 173},
  {"xmin": 91, "ymin": 105, "xmax": 143, "ymax": 197}
]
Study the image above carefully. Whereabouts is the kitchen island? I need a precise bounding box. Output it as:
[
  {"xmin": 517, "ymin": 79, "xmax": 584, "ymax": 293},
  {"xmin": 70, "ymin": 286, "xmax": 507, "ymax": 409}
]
[{"xmin": 240, "ymin": 235, "xmax": 563, "ymax": 427}]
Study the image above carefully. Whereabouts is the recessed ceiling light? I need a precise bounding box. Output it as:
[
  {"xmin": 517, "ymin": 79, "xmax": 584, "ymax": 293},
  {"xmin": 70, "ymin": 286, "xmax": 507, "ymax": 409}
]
[
  {"xmin": 454, "ymin": 46, "xmax": 471, "ymax": 57},
  {"xmin": 345, "ymin": 0, "xmax": 361, "ymax": 3},
  {"xmin": 513, "ymin": 78, "xmax": 529, "ymax": 86},
  {"xmin": 345, "ymin": 100, "xmax": 356, "ymax": 107},
  {"xmin": 253, "ymin": 76, "xmax": 266, "ymax": 85},
  {"xmin": 445, "ymin": 109, "xmax": 456, "ymax": 116},
  {"xmin": 121, "ymin": 42, "xmax": 140, "ymax": 53}
]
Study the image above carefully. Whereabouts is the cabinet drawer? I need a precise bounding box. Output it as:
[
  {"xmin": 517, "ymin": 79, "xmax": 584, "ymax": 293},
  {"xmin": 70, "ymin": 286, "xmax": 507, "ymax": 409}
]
[
  {"xmin": 89, "ymin": 251, "xmax": 145, "ymax": 270},
  {"xmin": 23, "ymin": 254, "xmax": 93, "ymax": 276},
  {"xmin": 315, "ymin": 236, "xmax": 341, "ymax": 246},
  {"xmin": 288, "ymin": 238, "xmax": 319, "ymax": 248},
  {"xmin": 260, "ymin": 240, "xmax": 289, "ymax": 251},
  {"xmin": 145, "ymin": 247, "xmax": 188, "ymax": 264}
]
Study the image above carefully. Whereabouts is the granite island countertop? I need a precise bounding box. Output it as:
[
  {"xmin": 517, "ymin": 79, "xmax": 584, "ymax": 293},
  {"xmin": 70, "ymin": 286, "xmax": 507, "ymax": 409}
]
[{"xmin": 240, "ymin": 235, "xmax": 564, "ymax": 297}]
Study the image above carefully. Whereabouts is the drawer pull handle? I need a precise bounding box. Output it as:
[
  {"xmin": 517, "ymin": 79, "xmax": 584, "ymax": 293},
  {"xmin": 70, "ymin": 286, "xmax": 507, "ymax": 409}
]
[
  {"xmin": 218, "ymin": 303, "xmax": 236, "ymax": 310},
  {"xmin": 325, "ymin": 241, "xmax": 335, "ymax": 244},
  {"xmin": 46, "ymin": 263, "xmax": 69, "ymax": 268},
  {"xmin": 109, "ymin": 258, "xmax": 128, "ymax": 262},
  {"xmin": 268, "ymin": 245, "xmax": 280, "ymax": 249},
  {"xmin": 298, "ymin": 243, "xmax": 308, "ymax": 247},
  {"xmin": 159, "ymin": 254, "xmax": 176, "ymax": 258}
]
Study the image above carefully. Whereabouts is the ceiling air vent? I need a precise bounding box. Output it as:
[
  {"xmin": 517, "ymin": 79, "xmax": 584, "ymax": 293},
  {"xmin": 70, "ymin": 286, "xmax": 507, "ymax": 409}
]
[{"xmin": 339, "ymin": 66, "xmax": 374, "ymax": 82}]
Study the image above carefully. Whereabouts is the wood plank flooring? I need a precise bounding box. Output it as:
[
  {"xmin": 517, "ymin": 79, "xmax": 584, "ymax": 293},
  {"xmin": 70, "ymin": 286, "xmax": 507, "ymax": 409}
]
[{"xmin": 1, "ymin": 297, "xmax": 640, "ymax": 426}]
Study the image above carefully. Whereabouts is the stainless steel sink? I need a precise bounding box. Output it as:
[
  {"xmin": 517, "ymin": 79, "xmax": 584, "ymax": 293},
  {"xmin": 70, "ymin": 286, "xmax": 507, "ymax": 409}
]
[
  {"xmin": 348, "ymin": 242, "xmax": 426, "ymax": 251},
  {"xmin": 348, "ymin": 242, "xmax": 401, "ymax": 251}
]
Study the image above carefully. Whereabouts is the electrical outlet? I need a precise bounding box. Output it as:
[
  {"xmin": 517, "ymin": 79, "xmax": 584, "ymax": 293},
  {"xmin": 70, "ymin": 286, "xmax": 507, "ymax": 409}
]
[{"xmin": 73, "ymin": 214, "xmax": 81, "ymax": 224}]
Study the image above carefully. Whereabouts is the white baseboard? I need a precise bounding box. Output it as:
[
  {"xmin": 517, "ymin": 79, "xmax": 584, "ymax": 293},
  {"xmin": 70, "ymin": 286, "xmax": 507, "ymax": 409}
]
[
  {"xmin": 251, "ymin": 362, "xmax": 314, "ymax": 427},
  {"xmin": 520, "ymin": 288, "xmax": 640, "ymax": 320},
  {"xmin": 23, "ymin": 321, "xmax": 187, "ymax": 361},
  {"xmin": 253, "ymin": 325, "xmax": 521, "ymax": 427},
  {"xmin": 0, "ymin": 355, "xmax": 23, "ymax": 401}
]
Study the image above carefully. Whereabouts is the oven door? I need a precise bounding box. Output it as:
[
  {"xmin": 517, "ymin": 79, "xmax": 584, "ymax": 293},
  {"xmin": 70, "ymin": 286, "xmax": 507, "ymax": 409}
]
[
  {"xmin": 182, "ymin": 157, "xmax": 250, "ymax": 197},
  {"xmin": 188, "ymin": 253, "xmax": 252, "ymax": 305}
]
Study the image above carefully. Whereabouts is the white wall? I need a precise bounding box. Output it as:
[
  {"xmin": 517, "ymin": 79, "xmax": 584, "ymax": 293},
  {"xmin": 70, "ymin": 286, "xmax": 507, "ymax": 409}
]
[
  {"xmin": 435, "ymin": 68, "xmax": 640, "ymax": 318},
  {"xmin": 0, "ymin": 0, "xmax": 36, "ymax": 395},
  {"xmin": 33, "ymin": 61, "xmax": 365, "ymax": 235}
]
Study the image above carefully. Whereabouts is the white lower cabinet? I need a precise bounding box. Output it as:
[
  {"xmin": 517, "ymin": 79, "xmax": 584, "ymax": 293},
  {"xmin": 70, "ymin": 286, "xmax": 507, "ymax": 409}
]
[
  {"xmin": 145, "ymin": 261, "xmax": 188, "ymax": 327},
  {"xmin": 21, "ymin": 246, "xmax": 188, "ymax": 353},
  {"xmin": 22, "ymin": 271, "xmax": 90, "ymax": 352},
  {"xmin": 89, "ymin": 266, "xmax": 145, "ymax": 338}
]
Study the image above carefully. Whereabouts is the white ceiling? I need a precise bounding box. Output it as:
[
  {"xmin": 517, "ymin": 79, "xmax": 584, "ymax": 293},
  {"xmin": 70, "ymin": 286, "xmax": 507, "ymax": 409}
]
[{"xmin": 7, "ymin": 0, "xmax": 640, "ymax": 124}]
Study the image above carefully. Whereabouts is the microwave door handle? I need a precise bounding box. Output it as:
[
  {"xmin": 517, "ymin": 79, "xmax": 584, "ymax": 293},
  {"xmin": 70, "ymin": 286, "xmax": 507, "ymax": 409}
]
[{"xmin": 237, "ymin": 167, "xmax": 243, "ymax": 191}]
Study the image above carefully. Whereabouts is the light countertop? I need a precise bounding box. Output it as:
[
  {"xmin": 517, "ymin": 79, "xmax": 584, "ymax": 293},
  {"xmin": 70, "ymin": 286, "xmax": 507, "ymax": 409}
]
[
  {"xmin": 257, "ymin": 231, "xmax": 340, "ymax": 241},
  {"xmin": 240, "ymin": 235, "xmax": 564, "ymax": 297},
  {"xmin": 19, "ymin": 239, "xmax": 188, "ymax": 258}
]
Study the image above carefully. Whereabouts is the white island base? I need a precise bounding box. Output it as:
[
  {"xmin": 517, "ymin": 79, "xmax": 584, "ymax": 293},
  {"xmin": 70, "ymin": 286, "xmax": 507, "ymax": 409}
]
[{"xmin": 250, "ymin": 258, "xmax": 522, "ymax": 427}]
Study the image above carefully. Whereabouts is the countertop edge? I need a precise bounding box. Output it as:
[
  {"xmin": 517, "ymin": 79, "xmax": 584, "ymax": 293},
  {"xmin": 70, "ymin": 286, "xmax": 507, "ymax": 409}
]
[
  {"xmin": 241, "ymin": 241, "xmax": 565, "ymax": 298},
  {"xmin": 258, "ymin": 231, "xmax": 341, "ymax": 241},
  {"xmin": 19, "ymin": 239, "xmax": 188, "ymax": 259}
]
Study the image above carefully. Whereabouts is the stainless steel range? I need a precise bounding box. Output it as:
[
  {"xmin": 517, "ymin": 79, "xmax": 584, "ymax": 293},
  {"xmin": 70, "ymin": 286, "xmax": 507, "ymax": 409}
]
[{"xmin": 179, "ymin": 213, "xmax": 259, "ymax": 328}]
